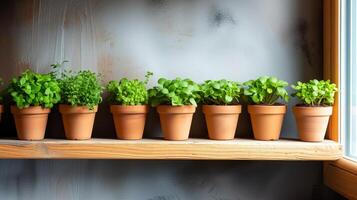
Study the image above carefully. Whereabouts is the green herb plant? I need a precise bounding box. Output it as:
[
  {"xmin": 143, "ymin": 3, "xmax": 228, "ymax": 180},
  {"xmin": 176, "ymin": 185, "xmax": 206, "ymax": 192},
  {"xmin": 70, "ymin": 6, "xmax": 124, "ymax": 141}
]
[
  {"xmin": 243, "ymin": 76, "xmax": 289, "ymax": 105},
  {"xmin": 200, "ymin": 79, "xmax": 241, "ymax": 105},
  {"xmin": 291, "ymin": 79, "xmax": 337, "ymax": 106},
  {"xmin": 8, "ymin": 70, "xmax": 61, "ymax": 109},
  {"xmin": 59, "ymin": 70, "xmax": 103, "ymax": 109},
  {"xmin": 148, "ymin": 78, "xmax": 200, "ymax": 107},
  {"xmin": 107, "ymin": 72, "xmax": 153, "ymax": 105}
]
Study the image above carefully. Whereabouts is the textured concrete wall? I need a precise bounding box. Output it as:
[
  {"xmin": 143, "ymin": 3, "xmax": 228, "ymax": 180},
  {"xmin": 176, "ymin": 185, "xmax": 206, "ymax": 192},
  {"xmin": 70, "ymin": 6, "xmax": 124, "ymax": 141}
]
[{"xmin": 0, "ymin": 0, "xmax": 342, "ymax": 199}]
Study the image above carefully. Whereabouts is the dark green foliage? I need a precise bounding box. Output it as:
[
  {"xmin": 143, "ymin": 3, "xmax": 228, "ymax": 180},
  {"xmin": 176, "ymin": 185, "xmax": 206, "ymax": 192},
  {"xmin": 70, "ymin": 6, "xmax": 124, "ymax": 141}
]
[
  {"xmin": 291, "ymin": 79, "xmax": 337, "ymax": 106},
  {"xmin": 200, "ymin": 79, "xmax": 241, "ymax": 105},
  {"xmin": 59, "ymin": 70, "xmax": 103, "ymax": 109},
  {"xmin": 148, "ymin": 78, "xmax": 200, "ymax": 106},
  {"xmin": 106, "ymin": 72, "xmax": 153, "ymax": 105},
  {"xmin": 8, "ymin": 70, "xmax": 61, "ymax": 109},
  {"xmin": 243, "ymin": 76, "xmax": 289, "ymax": 105}
]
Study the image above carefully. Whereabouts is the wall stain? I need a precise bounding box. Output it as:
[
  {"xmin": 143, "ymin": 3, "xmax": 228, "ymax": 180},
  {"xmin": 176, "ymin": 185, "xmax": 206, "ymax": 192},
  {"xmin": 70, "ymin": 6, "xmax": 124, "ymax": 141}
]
[
  {"xmin": 296, "ymin": 19, "xmax": 313, "ymax": 67},
  {"xmin": 211, "ymin": 8, "xmax": 237, "ymax": 27},
  {"xmin": 147, "ymin": 194, "xmax": 180, "ymax": 200}
]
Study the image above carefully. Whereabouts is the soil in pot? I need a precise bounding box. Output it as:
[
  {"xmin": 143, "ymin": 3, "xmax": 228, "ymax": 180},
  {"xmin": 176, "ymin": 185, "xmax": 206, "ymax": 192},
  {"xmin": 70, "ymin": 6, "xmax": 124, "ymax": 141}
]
[
  {"xmin": 59, "ymin": 105, "xmax": 98, "ymax": 140},
  {"xmin": 248, "ymin": 105, "xmax": 286, "ymax": 141},
  {"xmin": 202, "ymin": 105, "xmax": 241, "ymax": 140},
  {"xmin": 110, "ymin": 105, "xmax": 149, "ymax": 140},
  {"xmin": 157, "ymin": 105, "xmax": 195, "ymax": 141},
  {"xmin": 11, "ymin": 106, "xmax": 50, "ymax": 140},
  {"xmin": 293, "ymin": 106, "xmax": 332, "ymax": 142}
]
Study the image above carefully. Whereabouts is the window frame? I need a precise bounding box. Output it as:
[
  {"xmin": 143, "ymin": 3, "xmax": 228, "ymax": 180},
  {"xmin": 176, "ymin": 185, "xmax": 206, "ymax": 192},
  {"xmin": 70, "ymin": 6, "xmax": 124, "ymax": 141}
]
[{"xmin": 323, "ymin": 0, "xmax": 357, "ymax": 198}]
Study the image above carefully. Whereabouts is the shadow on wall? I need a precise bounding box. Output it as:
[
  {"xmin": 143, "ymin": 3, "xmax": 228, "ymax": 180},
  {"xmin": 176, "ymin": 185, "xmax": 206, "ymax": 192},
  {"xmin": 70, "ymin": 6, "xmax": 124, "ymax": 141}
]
[{"xmin": 0, "ymin": 160, "xmax": 344, "ymax": 200}]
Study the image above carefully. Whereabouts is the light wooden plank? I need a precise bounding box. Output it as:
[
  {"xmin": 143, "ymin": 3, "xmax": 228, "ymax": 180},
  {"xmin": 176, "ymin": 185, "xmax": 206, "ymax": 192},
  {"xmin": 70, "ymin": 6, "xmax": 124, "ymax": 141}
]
[
  {"xmin": 324, "ymin": 159, "xmax": 357, "ymax": 200},
  {"xmin": 0, "ymin": 138, "xmax": 342, "ymax": 160}
]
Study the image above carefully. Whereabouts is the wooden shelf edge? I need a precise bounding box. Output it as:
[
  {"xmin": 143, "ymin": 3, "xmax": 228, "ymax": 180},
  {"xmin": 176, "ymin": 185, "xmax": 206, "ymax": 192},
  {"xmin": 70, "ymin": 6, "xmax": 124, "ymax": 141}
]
[{"xmin": 0, "ymin": 138, "xmax": 342, "ymax": 160}]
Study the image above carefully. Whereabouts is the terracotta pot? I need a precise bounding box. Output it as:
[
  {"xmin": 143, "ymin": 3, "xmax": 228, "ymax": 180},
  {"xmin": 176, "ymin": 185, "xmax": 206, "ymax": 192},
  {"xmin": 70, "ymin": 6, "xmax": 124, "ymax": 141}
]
[
  {"xmin": 0, "ymin": 105, "xmax": 3, "ymax": 122},
  {"xmin": 59, "ymin": 105, "xmax": 98, "ymax": 140},
  {"xmin": 202, "ymin": 105, "xmax": 242, "ymax": 140},
  {"xmin": 157, "ymin": 105, "xmax": 196, "ymax": 141},
  {"xmin": 248, "ymin": 105, "xmax": 286, "ymax": 141},
  {"xmin": 11, "ymin": 106, "xmax": 50, "ymax": 140},
  {"xmin": 110, "ymin": 105, "xmax": 149, "ymax": 140},
  {"xmin": 293, "ymin": 106, "xmax": 332, "ymax": 142}
]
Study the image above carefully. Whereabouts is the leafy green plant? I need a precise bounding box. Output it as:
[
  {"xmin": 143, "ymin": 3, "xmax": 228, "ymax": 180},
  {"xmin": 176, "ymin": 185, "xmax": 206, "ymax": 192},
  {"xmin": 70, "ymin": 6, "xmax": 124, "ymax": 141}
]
[
  {"xmin": 107, "ymin": 72, "xmax": 153, "ymax": 105},
  {"xmin": 291, "ymin": 79, "xmax": 337, "ymax": 106},
  {"xmin": 200, "ymin": 79, "xmax": 241, "ymax": 105},
  {"xmin": 148, "ymin": 78, "xmax": 200, "ymax": 106},
  {"xmin": 243, "ymin": 76, "xmax": 289, "ymax": 105},
  {"xmin": 59, "ymin": 70, "xmax": 103, "ymax": 109},
  {"xmin": 8, "ymin": 70, "xmax": 61, "ymax": 109}
]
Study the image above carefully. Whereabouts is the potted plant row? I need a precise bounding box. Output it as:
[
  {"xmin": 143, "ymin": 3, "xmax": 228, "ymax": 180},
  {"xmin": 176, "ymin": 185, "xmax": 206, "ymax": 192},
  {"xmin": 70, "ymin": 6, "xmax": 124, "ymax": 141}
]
[{"xmin": 1, "ymin": 69, "xmax": 338, "ymax": 142}]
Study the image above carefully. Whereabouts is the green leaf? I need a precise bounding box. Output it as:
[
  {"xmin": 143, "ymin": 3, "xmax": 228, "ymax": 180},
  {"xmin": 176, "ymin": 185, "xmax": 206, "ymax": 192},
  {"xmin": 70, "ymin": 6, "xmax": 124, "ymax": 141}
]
[
  {"xmin": 148, "ymin": 77, "xmax": 200, "ymax": 106},
  {"xmin": 243, "ymin": 76, "xmax": 289, "ymax": 105},
  {"xmin": 291, "ymin": 79, "xmax": 337, "ymax": 106}
]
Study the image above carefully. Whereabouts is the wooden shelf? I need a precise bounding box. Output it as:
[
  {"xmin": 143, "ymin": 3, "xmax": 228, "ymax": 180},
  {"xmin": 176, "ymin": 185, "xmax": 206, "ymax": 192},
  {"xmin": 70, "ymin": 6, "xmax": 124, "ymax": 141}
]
[{"xmin": 0, "ymin": 138, "xmax": 342, "ymax": 160}]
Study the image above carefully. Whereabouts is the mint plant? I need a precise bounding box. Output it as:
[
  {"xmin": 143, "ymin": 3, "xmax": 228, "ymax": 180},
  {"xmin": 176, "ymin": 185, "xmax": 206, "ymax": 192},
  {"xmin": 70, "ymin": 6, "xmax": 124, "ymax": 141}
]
[
  {"xmin": 243, "ymin": 76, "xmax": 289, "ymax": 105},
  {"xmin": 200, "ymin": 79, "xmax": 241, "ymax": 105},
  {"xmin": 107, "ymin": 72, "xmax": 153, "ymax": 105},
  {"xmin": 148, "ymin": 78, "xmax": 200, "ymax": 106},
  {"xmin": 59, "ymin": 70, "xmax": 103, "ymax": 109},
  {"xmin": 291, "ymin": 79, "xmax": 337, "ymax": 106},
  {"xmin": 8, "ymin": 70, "xmax": 61, "ymax": 109}
]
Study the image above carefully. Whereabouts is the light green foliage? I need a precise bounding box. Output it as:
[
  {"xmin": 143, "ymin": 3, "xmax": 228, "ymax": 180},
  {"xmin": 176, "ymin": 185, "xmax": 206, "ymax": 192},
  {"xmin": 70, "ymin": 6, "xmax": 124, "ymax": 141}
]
[
  {"xmin": 8, "ymin": 70, "xmax": 61, "ymax": 109},
  {"xmin": 200, "ymin": 79, "xmax": 241, "ymax": 105},
  {"xmin": 107, "ymin": 72, "xmax": 153, "ymax": 105},
  {"xmin": 243, "ymin": 76, "xmax": 289, "ymax": 105},
  {"xmin": 59, "ymin": 70, "xmax": 103, "ymax": 109},
  {"xmin": 291, "ymin": 79, "xmax": 337, "ymax": 106},
  {"xmin": 148, "ymin": 78, "xmax": 200, "ymax": 106}
]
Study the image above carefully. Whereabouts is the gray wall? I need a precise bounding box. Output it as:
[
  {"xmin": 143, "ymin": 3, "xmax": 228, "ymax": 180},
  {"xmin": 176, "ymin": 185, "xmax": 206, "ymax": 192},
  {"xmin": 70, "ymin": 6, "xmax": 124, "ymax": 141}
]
[{"xmin": 0, "ymin": 0, "xmax": 343, "ymax": 199}]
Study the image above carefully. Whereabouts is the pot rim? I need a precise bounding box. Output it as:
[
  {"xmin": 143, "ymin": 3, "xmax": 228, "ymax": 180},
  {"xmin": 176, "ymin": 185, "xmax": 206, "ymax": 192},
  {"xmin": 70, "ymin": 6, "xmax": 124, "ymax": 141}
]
[
  {"xmin": 10, "ymin": 105, "xmax": 51, "ymax": 115},
  {"xmin": 293, "ymin": 106, "xmax": 333, "ymax": 116},
  {"xmin": 248, "ymin": 104, "xmax": 286, "ymax": 114},
  {"xmin": 59, "ymin": 104, "xmax": 98, "ymax": 114},
  {"xmin": 202, "ymin": 104, "xmax": 242, "ymax": 114},
  {"xmin": 110, "ymin": 105, "xmax": 149, "ymax": 114},
  {"xmin": 157, "ymin": 105, "xmax": 196, "ymax": 114}
]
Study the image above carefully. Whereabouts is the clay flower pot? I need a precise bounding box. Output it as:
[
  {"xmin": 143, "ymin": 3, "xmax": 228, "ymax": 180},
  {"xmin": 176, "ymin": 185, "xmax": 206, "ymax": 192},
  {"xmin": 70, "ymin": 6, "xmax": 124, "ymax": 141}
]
[
  {"xmin": 293, "ymin": 106, "xmax": 332, "ymax": 142},
  {"xmin": 11, "ymin": 106, "xmax": 50, "ymax": 140},
  {"xmin": 59, "ymin": 105, "xmax": 98, "ymax": 140},
  {"xmin": 110, "ymin": 105, "xmax": 149, "ymax": 140},
  {"xmin": 248, "ymin": 105, "xmax": 286, "ymax": 141},
  {"xmin": 0, "ymin": 104, "xmax": 3, "ymax": 122},
  {"xmin": 157, "ymin": 105, "xmax": 196, "ymax": 140},
  {"xmin": 202, "ymin": 105, "xmax": 242, "ymax": 140}
]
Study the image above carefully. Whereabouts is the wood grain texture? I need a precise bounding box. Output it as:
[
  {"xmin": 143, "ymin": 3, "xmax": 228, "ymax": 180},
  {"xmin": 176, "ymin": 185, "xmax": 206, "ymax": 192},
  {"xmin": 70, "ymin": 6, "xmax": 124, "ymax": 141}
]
[
  {"xmin": 324, "ymin": 159, "xmax": 357, "ymax": 200},
  {"xmin": 323, "ymin": 0, "xmax": 340, "ymax": 142},
  {"xmin": 0, "ymin": 138, "xmax": 342, "ymax": 160}
]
